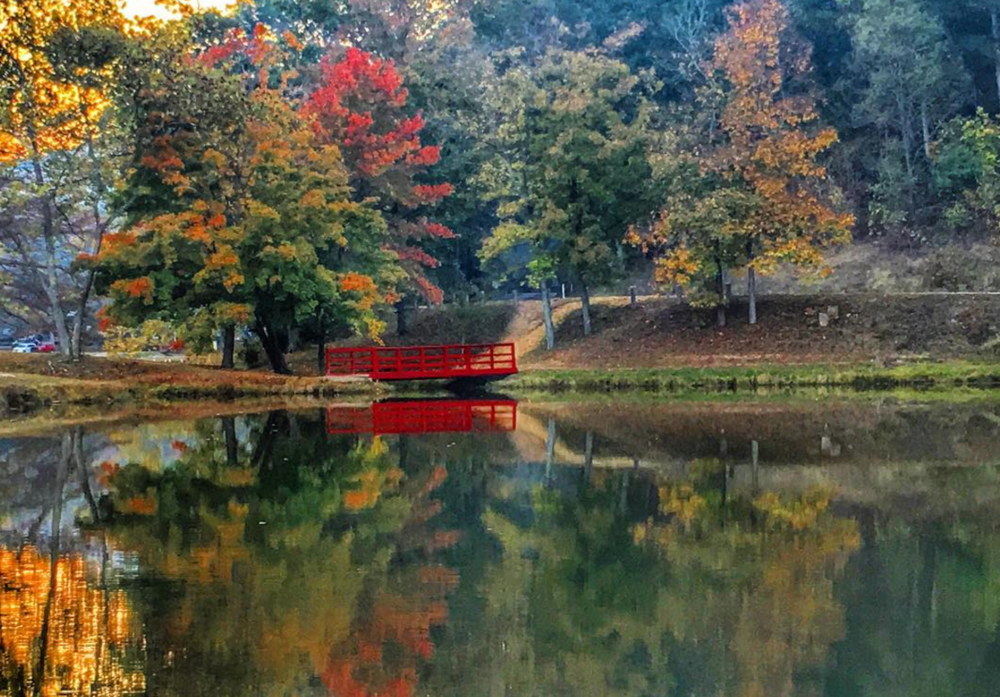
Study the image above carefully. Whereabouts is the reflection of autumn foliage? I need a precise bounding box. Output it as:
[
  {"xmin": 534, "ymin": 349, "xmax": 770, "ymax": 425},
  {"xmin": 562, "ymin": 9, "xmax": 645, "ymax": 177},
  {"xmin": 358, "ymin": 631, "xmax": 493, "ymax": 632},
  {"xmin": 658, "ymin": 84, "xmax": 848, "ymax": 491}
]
[
  {"xmin": 733, "ymin": 519, "xmax": 859, "ymax": 697},
  {"xmin": 0, "ymin": 547, "xmax": 144, "ymax": 696},
  {"xmin": 345, "ymin": 439, "xmax": 405, "ymax": 511},
  {"xmin": 635, "ymin": 479, "xmax": 860, "ymax": 697},
  {"xmin": 97, "ymin": 421, "xmax": 459, "ymax": 695},
  {"xmin": 323, "ymin": 466, "xmax": 459, "ymax": 697}
]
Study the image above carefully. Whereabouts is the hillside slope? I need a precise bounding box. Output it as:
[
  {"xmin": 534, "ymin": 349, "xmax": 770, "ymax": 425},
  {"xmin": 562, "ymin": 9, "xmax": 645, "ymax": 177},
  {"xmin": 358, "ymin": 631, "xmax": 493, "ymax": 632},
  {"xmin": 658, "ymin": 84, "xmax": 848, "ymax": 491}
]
[{"xmin": 387, "ymin": 294, "xmax": 1000, "ymax": 369}]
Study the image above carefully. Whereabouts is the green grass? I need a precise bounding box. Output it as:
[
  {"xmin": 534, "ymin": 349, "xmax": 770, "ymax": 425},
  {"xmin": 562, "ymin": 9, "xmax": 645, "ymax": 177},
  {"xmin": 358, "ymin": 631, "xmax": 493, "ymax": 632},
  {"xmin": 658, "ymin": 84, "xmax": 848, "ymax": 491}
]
[{"xmin": 505, "ymin": 361, "xmax": 1000, "ymax": 395}]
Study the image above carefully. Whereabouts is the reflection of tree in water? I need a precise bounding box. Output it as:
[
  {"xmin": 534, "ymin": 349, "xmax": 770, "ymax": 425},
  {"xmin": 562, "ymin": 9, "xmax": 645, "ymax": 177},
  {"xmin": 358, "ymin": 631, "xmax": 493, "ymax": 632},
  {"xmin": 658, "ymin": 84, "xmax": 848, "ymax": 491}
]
[
  {"xmin": 825, "ymin": 510, "xmax": 1000, "ymax": 697},
  {"xmin": 98, "ymin": 411, "xmax": 459, "ymax": 696},
  {"xmin": 11, "ymin": 406, "xmax": 1000, "ymax": 696},
  {"xmin": 426, "ymin": 456, "xmax": 860, "ymax": 697},
  {"xmin": 635, "ymin": 462, "xmax": 861, "ymax": 697},
  {"xmin": 0, "ymin": 428, "xmax": 144, "ymax": 696},
  {"xmin": 0, "ymin": 547, "xmax": 144, "ymax": 696},
  {"xmin": 322, "ymin": 466, "xmax": 459, "ymax": 697}
]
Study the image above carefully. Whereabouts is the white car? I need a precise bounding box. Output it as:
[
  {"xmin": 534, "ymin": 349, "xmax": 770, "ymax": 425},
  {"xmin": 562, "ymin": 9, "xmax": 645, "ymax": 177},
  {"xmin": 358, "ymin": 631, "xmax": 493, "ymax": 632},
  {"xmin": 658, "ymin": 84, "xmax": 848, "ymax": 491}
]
[{"xmin": 12, "ymin": 340, "xmax": 39, "ymax": 353}]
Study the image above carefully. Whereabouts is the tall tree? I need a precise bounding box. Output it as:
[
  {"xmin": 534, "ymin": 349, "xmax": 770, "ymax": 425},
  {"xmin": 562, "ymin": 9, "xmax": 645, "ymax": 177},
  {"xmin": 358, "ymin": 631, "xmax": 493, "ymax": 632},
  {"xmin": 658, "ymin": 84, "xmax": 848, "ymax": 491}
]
[
  {"xmin": 635, "ymin": 0, "xmax": 852, "ymax": 325},
  {"xmin": 305, "ymin": 47, "xmax": 457, "ymax": 321},
  {"xmin": 480, "ymin": 48, "xmax": 656, "ymax": 338},
  {"xmin": 0, "ymin": 0, "xmax": 128, "ymax": 356},
  {"xmin": 842, "ymin": 0, "xmax": 970, "ymax": 241}
]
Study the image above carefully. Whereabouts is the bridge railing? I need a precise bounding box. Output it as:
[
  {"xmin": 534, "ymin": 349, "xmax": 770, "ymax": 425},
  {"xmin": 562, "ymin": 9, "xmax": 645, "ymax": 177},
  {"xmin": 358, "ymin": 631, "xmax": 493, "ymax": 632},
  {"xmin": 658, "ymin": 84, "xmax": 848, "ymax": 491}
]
[{"xmin": 326, "ymin": 343, "xmax": 517, "ymax": 380}]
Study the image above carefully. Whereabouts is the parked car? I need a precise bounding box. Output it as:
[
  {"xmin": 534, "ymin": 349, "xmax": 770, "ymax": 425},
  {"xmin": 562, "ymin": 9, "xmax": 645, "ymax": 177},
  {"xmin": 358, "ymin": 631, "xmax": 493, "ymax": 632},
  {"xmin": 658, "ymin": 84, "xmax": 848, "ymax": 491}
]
[
  {"xmin": 12, "ymin": 340, "xmax": 39, "ymax": 353},
  {"xmin": 37, "ymin": 342, "xmax": 56, "ymax": 353}
]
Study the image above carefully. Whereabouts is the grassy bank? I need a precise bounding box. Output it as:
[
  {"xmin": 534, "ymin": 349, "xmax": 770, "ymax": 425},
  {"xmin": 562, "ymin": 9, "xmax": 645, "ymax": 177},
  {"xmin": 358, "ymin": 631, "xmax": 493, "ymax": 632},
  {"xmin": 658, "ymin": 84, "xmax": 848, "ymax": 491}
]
[
  {"xmin": 0, "ymin": 354, "xmax": 381, "ymax": 417},
  {"xmin": 5, "ymin": 353, "xmax": 1000, "ymax": 422},
  {"xmin": 506, "ymin": 361, "xmax": 1000, "ymax": 394}
]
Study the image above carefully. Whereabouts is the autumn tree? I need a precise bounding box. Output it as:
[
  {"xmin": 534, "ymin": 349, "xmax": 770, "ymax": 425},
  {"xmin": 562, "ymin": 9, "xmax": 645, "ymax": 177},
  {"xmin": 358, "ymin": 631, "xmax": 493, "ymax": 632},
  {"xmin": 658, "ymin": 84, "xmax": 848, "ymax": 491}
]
[
  {"xmin": 479, "ymin": 48, "xmax": 656, "ymax": 341},
  {"xmin": 0, "ymin": 0, "xmax": 129, "ymax": 356},
  {"xmin": 93, "ymin": 26, "xmax": 398, "ymax": 373},
  {"xmin": 305, "ymin": 47, "xmax": 456, "ymax": 332},
  {"xmin": 635, "ymin": 0, "xmax": 852, "ymax": 325}
]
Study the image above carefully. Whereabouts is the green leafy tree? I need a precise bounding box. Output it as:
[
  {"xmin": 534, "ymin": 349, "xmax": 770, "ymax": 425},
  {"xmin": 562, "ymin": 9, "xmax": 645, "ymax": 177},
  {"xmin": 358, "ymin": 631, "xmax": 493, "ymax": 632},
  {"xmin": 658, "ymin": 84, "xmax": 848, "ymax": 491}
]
[
  {"xmin": 841, "ymin": 0, "xmax": 970, "ymax": 241},
  {"xmin": 934, "ymin": 108, "xmax": 1000, "ymax": 237},
  {"xmin": 479, "ymin": 48, "xmax": 656, "ymax": 340}
]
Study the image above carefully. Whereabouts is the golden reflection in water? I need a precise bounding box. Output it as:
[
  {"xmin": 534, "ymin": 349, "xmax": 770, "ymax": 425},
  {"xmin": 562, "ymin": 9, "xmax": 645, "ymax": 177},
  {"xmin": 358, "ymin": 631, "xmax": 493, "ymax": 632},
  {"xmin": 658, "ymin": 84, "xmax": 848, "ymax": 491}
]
[{"xmin": 0, "ymin": 546, "xmax": 145, "ymax": 696}]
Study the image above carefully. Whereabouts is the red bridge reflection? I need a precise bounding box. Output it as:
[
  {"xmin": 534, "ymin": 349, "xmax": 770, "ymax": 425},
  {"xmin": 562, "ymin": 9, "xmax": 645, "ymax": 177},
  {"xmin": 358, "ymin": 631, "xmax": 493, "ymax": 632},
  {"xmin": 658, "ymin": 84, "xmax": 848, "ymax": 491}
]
[{"xmin": 327, "ymin": 400, "xmax": 518, "ymax": 435}]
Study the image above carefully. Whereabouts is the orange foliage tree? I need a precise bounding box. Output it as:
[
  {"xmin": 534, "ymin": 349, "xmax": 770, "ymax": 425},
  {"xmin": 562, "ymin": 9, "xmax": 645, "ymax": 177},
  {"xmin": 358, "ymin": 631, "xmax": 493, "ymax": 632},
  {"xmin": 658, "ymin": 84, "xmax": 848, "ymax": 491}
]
[
  {"xmin": 92, "ymin": 26, "xmax": 400, "ymax": 373},
  {"xmin": 631, "ymin": 0, "xmax": 852, "ymax": 326}
]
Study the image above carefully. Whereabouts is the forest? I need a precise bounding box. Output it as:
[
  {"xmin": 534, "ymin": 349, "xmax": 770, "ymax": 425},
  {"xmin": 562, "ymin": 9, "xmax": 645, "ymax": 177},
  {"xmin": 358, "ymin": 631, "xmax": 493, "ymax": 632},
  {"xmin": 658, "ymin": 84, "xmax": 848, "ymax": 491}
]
[{"xmin": 4, "ymin": 0, "xmax": 1000, "ymax": 373}]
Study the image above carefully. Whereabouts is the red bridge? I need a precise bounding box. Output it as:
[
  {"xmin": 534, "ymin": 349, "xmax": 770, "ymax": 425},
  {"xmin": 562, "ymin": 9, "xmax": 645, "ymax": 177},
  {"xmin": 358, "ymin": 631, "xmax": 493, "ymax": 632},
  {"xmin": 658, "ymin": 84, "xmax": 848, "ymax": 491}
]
[
  {"xmin": 327, "ymin": 400, "xmax": 518, "ymax": 435},
  {"xmin": 325, "ymin": 343, "xmax": 517, "ymax": 381}
]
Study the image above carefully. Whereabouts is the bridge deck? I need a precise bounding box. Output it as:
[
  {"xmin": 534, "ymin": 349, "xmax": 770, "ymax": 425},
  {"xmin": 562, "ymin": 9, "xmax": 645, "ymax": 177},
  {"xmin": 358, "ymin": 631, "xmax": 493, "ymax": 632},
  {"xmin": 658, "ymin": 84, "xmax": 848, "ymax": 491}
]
[{"xmin": 325, "ymin": 343, "xmax": 517, "ymax": 381}]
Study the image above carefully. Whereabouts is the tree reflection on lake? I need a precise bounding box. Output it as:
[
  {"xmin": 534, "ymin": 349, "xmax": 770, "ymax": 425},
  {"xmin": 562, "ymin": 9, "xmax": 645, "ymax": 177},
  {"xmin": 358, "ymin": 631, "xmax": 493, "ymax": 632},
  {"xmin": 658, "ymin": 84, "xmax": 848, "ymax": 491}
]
[{"xmin": 2, "ymin": 397, "xmax": 1000, "ymax": 695}]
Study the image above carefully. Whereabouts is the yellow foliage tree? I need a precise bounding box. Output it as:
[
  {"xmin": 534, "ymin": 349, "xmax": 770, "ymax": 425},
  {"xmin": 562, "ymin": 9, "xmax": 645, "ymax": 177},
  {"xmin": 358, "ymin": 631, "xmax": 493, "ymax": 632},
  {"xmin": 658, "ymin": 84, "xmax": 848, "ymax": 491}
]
[
  {"xmin": 0, "ymin": 0, "xmax": 128, "ymax": 354},
  {"xmin": 711, "ymin": 0, "xmax": 854, "ymax": 324},
  {"xmin": 632, "ymin": 0, "xmax": 852, "ymax": 326}
]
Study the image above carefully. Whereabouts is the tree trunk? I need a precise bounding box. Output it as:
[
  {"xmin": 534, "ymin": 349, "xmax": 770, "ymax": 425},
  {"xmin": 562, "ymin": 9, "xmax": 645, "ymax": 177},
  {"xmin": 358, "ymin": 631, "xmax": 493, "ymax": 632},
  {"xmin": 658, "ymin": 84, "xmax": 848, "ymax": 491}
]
[
  {"xmin": 580, "ymin": 283, "xmax": 593, "ymax": 336},
  {"xmin": 747, "ymin": 242, "xmax": 758, "ymax": 326},
  {"xmin": 71, "ymin": 132, "xmax": 110, "ymax": 360},
  {"xmin": 541, "ymin": 284, "xmax": 556, "ymax": 350},
  {"xmin": 223, "ymin": 417, "xmax": 238, "ymax": 468},
  {"xmin": 73, "ymin": 427, "xmax": 100, "ymax": 524},
  {"xmin": 317, "ymin": 310, "xmax": 327, "ymax": 375},
  {"xmin": 898, "ymin": 95, "xmax": 917, "ymax": 214},
  {"xmin": 29, "ymin": 155, "xmax": 71, "ymax": 355},
  {"xmin": 35, "ymin": 434, "xmax": 71, "ymax": 697},
  {"xmin": 395, "ymin": 299, "xmax": 409, "ymax": 337},
  {"xmin": 715, "ymin": 255, "xmax": 728, "ymax": 328},
  {"xmin": 70, "ymin": 271, "xmax": 95, "ymax": 360},
  {"xmin": 221, "ymin": 325, "xmax": 236, "ymax": 369},
  {"xmin": 255, "ymin": 319, "xmax": 291, "ymax": 375},
  {"xmin": 920, "ymin": 99, "xmax": 932, "ymax": 161},
  {"xmin": 992, "ymin": 7, "xmax": 1000, "ymax": 107},
  {"xmin": 545, "ymin": 418, "xmax": 556, "ymax": 483}
]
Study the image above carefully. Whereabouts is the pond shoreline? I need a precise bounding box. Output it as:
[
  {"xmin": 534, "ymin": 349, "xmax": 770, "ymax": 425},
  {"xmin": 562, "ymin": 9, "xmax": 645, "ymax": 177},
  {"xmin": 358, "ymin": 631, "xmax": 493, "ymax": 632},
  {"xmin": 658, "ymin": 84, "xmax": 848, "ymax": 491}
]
[
  {"xmin": 0, "ymin": 362, "xmax": 383, "ymax": 421},
  {"xmin": 505, "ymin": 361, "xmax": 1000, "ymax": 394},
  {"xmin": 5, "ymin": 357, "xmax": 1000, "ymax": 429}
]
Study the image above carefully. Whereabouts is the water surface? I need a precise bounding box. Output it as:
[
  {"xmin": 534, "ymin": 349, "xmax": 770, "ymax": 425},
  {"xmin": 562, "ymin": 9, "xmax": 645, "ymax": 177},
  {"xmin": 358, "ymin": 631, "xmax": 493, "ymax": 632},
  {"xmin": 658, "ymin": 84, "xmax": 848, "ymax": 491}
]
[{"xmin": 3, "ymin": 396, "xmax": 1000, "ymax": 696}]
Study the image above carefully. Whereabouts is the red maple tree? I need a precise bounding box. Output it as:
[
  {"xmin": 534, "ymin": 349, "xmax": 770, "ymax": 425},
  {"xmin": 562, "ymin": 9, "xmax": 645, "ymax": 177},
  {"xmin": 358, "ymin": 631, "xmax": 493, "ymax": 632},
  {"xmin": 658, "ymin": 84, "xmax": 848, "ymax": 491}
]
[{"xmin": 305, "ymin": 48, "xmax": 455, "ymax": 304}]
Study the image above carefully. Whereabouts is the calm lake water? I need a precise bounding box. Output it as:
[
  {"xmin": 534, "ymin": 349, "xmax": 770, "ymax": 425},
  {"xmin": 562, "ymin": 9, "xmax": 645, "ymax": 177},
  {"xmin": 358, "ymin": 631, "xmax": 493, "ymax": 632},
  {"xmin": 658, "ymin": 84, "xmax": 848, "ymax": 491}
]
[{"xmin": 3, "ymin": 396, "xmax": 1000, "ymax": 696}]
